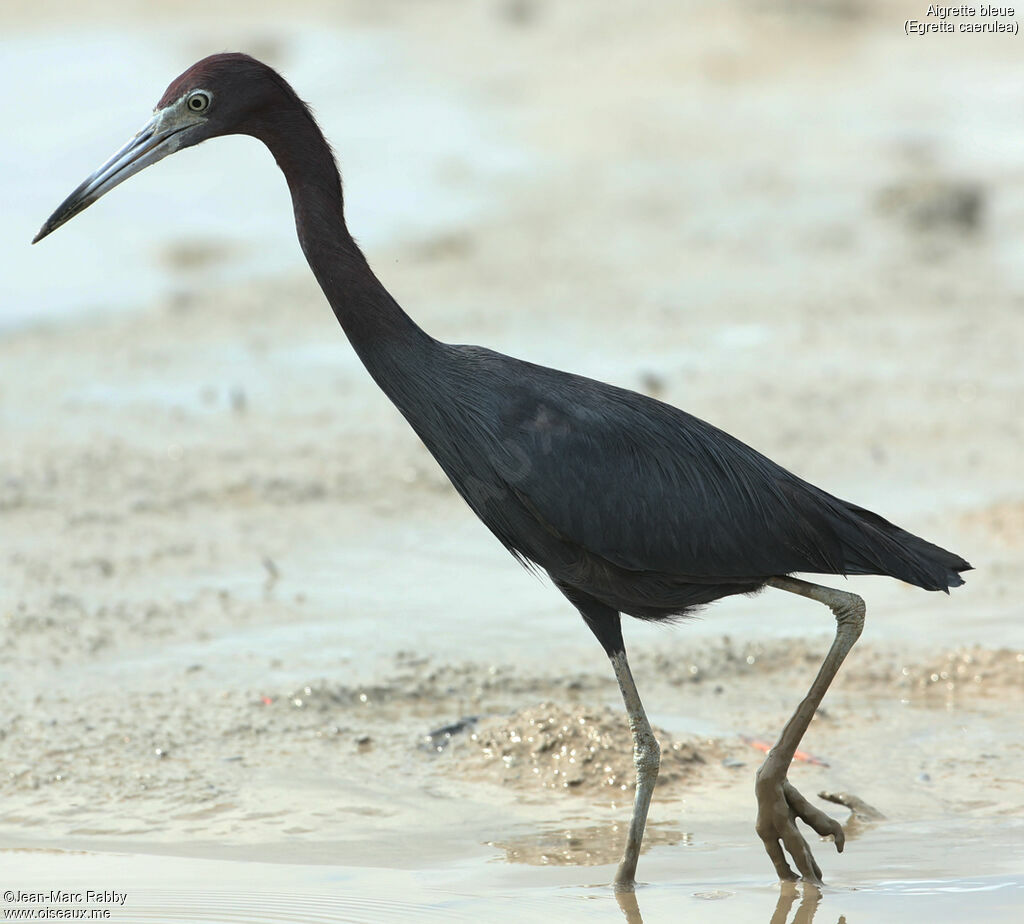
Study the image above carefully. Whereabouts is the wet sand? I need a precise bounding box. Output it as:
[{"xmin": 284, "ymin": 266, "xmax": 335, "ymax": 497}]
[{"xmin": 3, "ymin": 1, "xmax": 1024, "ymax": 921}]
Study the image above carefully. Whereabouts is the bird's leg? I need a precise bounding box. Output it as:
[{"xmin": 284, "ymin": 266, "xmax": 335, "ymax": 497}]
[
  {"xmin": 609, "ymin": 646, "xmax": 661, "ymax": 891},
  {"xmin": 755, "ymin": 576, "xmax": 865, "ymax": 884},
  {"xmin": 553, "ymin": 581, "xmax": 660, "ymax": 890}
]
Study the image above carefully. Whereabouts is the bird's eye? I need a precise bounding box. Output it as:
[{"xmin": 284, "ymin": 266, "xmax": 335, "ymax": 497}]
[{"xmin": 187, "ymin": 92, "xmax": 211, "ymax": 113}]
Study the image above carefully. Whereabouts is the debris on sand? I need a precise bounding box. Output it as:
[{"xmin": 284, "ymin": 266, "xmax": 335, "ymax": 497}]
[
  {"xmin": 488, "ymin": 820, "xmax": 690, "ymax": 867},
  {"xmin": 819, "ymin": 789, "xmax": 885, "ymax": 842},
  {"xmin": 818, "ymin": 790, "xmax": 885, "ymax": 821},
  {"xmin": 450, "ymin": 701, "xmax": 709, "ymax": 795},
  {"xmin": 741, "ymin": 735, "xmax": 829, "ymax": 767},
  {"xmin": 876, "ymin": 177, "xmax": 984, "ymax": 233},
  {"xmin": 420, "ymin": 716, "xmax": 479, "ymax": 753}
]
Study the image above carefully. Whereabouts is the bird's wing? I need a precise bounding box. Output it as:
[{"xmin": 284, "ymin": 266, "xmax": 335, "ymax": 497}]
[{"xmin": 488, "ymin": 367, "xmax": 850, "ymax": 580}]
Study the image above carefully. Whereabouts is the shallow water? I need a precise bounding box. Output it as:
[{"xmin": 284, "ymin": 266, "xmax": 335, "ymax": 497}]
[{"xmin": 5, "ymin": 819, "xmax": 1023, "ymax": 923}]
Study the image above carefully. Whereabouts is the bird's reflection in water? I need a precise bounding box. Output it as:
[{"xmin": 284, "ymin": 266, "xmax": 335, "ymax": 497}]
[
  {"xmin": 614, "ymin": 880, "xmax": 848, "ymax": 924},
  {"xmin": 770, "ymin": 881, "xmax": 822, "ymax": 924},
  {"xmin": 614, "ymin": 888, "xmax": 643, "ymax": 924}
]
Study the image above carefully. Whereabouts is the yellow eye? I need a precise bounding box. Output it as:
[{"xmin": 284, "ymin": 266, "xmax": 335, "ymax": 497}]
[{"xmin": 187, "ymin": 91, "xmax": 210, "ymax": 113}]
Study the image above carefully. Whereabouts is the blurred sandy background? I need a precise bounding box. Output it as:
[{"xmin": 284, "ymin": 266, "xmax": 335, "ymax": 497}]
[{"xmin": 1, "ymin": 1, "xmax": 1022, "ymax": 921}]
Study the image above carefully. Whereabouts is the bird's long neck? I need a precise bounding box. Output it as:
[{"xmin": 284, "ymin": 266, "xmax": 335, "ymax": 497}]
[{"xmin": 249, "ymin": 103, "xmax": 439, "ymax": 406}]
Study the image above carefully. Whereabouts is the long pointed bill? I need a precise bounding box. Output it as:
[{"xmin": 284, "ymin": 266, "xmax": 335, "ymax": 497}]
[{"xmin": 33, "ymin": 107, "xmax": 198, "ymax": 244}]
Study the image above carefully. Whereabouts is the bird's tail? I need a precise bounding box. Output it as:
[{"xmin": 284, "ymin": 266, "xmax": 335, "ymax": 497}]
[{"xmin": 833, "ymin": 500, "xmax": 971, "ymax": 592}]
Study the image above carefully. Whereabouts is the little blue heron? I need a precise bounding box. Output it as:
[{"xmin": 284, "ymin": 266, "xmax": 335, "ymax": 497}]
[{"xmin": 34, "ymin": 54, "xmax": 970, "ymax": 889}]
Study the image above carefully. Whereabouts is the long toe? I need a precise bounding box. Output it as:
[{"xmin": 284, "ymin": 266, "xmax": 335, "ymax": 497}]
[
  {"xmin": 783, "ymin": 781, "xmax": 845, "ymax": 853},
  {"xmin": 756, "ymin": 777, "xmax": 844, "ymax": 884}
]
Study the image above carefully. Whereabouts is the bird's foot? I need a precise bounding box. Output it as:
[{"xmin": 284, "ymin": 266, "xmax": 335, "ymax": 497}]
[{"xmin": 754, "ymin": 770, "xmax": 845, "ymax": 885}]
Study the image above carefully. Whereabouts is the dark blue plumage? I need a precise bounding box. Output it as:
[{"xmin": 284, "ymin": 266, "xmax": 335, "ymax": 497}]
[{"xmin": 382, "ymin": 342, "xmax": 969, "ymax": 626}]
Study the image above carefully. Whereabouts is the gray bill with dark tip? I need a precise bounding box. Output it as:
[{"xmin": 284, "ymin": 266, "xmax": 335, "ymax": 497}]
[{"xmin": 33, "ymin": 111, "xmax": 189, "ymax": 244}]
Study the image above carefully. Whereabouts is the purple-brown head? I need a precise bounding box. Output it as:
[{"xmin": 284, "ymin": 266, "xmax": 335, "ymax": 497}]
[{"xmin": 33, "ymin": 54, "xmax": 298, "ymax": 244}]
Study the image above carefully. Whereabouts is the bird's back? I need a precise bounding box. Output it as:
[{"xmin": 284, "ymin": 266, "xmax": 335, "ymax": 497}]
[{"xmin": 405, "ymin": 344, "xmax": 969, "ymax": 618}]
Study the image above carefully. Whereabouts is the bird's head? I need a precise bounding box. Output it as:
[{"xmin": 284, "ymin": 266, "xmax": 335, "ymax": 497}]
[{"xmin": 33, "ymin": 53, "xmax": 296, "ymax": 244}]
